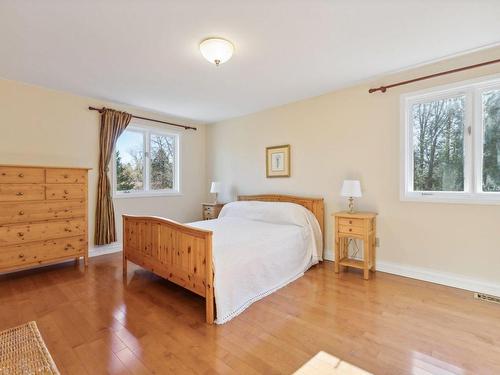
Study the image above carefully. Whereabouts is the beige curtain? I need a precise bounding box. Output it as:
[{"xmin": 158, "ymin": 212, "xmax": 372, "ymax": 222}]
[{"xmin": 95, "ymin": 108, "xmax": 132, "ymax": 245}]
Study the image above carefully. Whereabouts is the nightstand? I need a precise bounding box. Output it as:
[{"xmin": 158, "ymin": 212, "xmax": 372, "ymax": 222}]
[
  {"xmin": 333, "ymin": 211, "xmax": 377, "ymax": 280},
  {"xmin": 202, "ymin": 203, "xmax": 224, "ymax": 220}
]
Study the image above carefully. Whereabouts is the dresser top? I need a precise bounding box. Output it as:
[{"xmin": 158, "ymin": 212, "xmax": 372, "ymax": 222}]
[
  {"xmin": 0, "ymin": 164, "xmax": 92, "ymax": 170},
  {"xmin": 333, "ymin": 211, "xmax": 377, "ymax": 219}
]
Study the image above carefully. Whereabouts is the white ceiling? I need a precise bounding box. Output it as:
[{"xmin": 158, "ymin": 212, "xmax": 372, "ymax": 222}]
[{"xmin": 1, "ymin": 0, "xmax": 500, "ymax": 123}]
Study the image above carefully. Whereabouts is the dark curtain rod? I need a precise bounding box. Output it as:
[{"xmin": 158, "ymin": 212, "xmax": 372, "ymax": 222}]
[
  {"xmin": 369, "ymin": 57, "xmax": 500, "ymax": 94},
  {"xmin": 88, "ymin": 106, "xmax": 197, "ymax": 130}
]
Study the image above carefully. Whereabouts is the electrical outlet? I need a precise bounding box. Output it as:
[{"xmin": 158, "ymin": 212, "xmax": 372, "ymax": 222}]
[{"xmin": 375, "ymin": 237, "xmax": 380, "ymax": 247}]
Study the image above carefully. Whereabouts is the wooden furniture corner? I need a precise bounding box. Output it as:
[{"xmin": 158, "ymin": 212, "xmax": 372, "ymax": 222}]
[{"xmin": 333, "ymin": 211, "xmax": 377, "ymax": 280}]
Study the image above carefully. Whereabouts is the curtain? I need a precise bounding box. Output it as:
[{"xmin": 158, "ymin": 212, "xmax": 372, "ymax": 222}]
[{"xmin": 95, "ymin": 108, "xmax": 132, "ymax": 245}]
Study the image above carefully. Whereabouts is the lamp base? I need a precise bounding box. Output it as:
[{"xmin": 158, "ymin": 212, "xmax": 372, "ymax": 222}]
[
  {"xmin": 213, "ymin": 193, "xmax": 218, "ymax": 205},
  {"xmin": 347, "ymin": 197, "xmax": 355, "ymax": 214}
]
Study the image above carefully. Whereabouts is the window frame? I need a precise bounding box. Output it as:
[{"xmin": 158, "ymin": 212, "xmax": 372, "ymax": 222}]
[
  {"xmin": 112, "ymin": 123, "xmax": 181, "ymax": 199},
  {"xmin": 400, "ymin": 73, "xmax": 500, "ymax": 204}
]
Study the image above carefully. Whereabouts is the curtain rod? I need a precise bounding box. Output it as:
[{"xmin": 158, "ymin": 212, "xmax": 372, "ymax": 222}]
[
  {"xmin": 368, "ymin": 57, "xmax": 500, "ymax": 94},
  {"xmin": 88, "ymin": 106, "xmax": 197, "ymax": 130}
]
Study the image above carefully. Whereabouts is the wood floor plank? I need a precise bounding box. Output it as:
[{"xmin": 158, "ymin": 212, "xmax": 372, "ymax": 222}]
[{"xmin": 1, "ymin": 253, "xmax": 499, "ymax": 374}]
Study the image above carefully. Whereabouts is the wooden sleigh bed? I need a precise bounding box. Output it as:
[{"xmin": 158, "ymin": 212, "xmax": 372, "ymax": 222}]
[{"xmin": 122, "ymin": 194, "xmax": 324, "ymax": 324}]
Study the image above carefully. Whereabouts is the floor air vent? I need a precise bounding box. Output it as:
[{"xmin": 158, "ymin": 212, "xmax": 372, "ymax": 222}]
[{"xmin": 474, "ymin": 292, "xmax": 500, "ymax": 305}]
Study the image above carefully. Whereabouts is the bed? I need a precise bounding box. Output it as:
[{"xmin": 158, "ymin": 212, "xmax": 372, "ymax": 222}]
[{"xmin": 122, "ymin": 194, "xmax": 324, "ymax": 324}]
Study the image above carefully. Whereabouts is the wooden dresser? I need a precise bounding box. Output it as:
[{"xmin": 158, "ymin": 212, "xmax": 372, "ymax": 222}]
[{"xmin": 0, "ymin": 165, "xmax": 90, "ymax": 273}]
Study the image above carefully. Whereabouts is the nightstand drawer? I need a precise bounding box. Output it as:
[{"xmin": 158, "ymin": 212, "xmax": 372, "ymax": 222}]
[
  {"xmin": 338, "ymin": 217, "xmax": 364, "ymax": 227},
  {"xmin": 339, "ymin": 225, "xmax": 364, "ymax": 235},
  {"xmin": 202, "ymin": 203, "xmax": 224, "ymax": 220}
]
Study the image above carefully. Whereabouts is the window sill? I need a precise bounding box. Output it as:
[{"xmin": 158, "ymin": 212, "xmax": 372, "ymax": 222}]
[
  {"xmin": 113, "ymin": 191, "xmax": 183, "ymax": 199},
  {"xmin": 401, "ymin": 192, "xmax": 500, "ymax": 205}
]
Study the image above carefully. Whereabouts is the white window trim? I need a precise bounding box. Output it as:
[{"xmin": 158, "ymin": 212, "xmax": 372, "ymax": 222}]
[
  {"xmin": 111, "ymin": 123, "xmax": 182, "ymax": 199},
  {"xmin": 400, "ymin": 73, "xmax": 500, "ymax": 205}
]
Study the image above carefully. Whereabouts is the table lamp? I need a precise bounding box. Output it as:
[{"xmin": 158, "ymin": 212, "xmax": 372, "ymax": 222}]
[
  {"xmin": 210, "ymin": 182, "xmax": 221, "ymax": 204},
  {"xmin": 341, "ymin": 180, "xmax": 362, "ymax": 213}
]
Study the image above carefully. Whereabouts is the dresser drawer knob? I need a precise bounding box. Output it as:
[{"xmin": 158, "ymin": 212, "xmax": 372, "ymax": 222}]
[
  {"xmin": 18, "ymin": 210, "xmax": 25, "ymax": 216},
  {"xmin": 18, "ymin": 173, "xmax": 24, "ymax": 178},
  {"xmin": 64, "ymin": 228, "xmax": 72, "ymax": 232},
  {"xmin": 64, "ymin": 190, "xmax": 69, "ymax": 194},
  {"xmin": 16, "ymin": 192, "xmax": 24, "ymax": 196},
  {"xmin": 63, "ymin": 174, "xmax": 69, "ymax": 178},
  {"xmin": 18, "ymin": 254, "xmax": 24, "ymax": 258},
  {"xmin": 17, "ymin": 232, "xmax": 24, "ymax": 237},
  {"xmin": 349, "ymin": 220, "xmax": 352, "ymax": 224},
  {"xmin": 349, "ymin": 228, "xmax": 352, "ymax": 232}
]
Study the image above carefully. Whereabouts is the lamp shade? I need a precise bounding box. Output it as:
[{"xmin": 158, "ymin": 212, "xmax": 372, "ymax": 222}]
[
  {"xmin": 210, "ymin": 182, "xmax": 221, "ymax": 194},
  {"xmin": 341, "ymin": 180, "xmax": 362, "ymax": 197},
  {"xmin": 200, "ymin": 38, "xmax": 234, "ymax": 66}
]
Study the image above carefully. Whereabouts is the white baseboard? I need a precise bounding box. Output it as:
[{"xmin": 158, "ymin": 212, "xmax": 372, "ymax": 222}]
[
  {"xmin": 89, "ymin": 242, "xmax": 122, "ymax": 258},
  {"xmin": 324, "ymin": 248, "xmax": 334, "ymax": 261},
  {"xmin": 323, "ymin": 248, "xmax": 500, "ymax": 297}
]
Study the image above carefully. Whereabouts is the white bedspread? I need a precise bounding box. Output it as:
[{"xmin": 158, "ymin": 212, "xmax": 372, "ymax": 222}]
[{"xmin": 188, "ymin": 201, "xmax": 322, "ymax": 324}]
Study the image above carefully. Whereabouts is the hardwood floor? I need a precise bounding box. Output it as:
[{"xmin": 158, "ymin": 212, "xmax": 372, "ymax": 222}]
[{"xmin": 1, "ymin": 253, "xmax": 499, "ymax": 375}]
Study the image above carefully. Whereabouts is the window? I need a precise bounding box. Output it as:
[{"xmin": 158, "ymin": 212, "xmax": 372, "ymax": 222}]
[
  {"xmin": 482, "ymin": 89, "xmax": 500, "ymax": 192},
  {"xmin": 401, "ymin": 75, "xmax": 500, "ymax": 203},
  {"xmin": 113, "ymin": 124, "xmax": 180, "ymax": 197}
]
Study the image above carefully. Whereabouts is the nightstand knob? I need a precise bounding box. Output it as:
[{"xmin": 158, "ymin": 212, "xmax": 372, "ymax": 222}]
[
  {"xmin": 349, "ymin": 220, "xmax": 352, "ymax": 224},
  {"xmin": 349, "ymin": 228, "xmax": 352, "ymax": 232}
]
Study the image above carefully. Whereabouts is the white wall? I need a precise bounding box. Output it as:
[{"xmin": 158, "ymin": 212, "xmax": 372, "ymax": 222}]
[
  {"xmin": 0, "ymin": 78, "xmax": 207, "ymax": 254},
  {"xmin": 207, "ymin": 46, "xmax": 500, "ymax": 292}
]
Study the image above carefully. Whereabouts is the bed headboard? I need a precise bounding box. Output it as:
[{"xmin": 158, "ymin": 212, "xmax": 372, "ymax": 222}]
[{"xmin": 237, "ymin": 194, "xmax": 325, "ymax": 245}]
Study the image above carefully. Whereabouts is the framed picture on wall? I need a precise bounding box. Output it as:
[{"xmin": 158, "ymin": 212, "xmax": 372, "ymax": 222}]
[{"xmin": 266, "ymin": 144, "xmax": 290, "ymax": 177}]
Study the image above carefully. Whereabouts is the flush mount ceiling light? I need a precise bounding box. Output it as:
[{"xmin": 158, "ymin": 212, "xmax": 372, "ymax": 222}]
[{"xmin": 199, "ymin": 38, "xmax": 234, "ymax": 66}]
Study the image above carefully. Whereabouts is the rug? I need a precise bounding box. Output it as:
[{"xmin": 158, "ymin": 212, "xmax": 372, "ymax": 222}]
[
  {"xmin": 0, "ymin": 321, "xmax": 59, "ymax": 375},
  {"xmin": 294, "ymin": 351, "xmax": 373, "ymax": 375}
]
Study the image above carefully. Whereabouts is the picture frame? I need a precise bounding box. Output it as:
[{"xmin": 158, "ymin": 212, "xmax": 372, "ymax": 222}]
[{"xmin": 266, "ymin": 144, "xmax": 290, "ymax": 178}]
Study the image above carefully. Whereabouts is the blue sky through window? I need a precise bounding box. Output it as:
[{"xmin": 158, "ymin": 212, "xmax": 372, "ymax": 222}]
[{"xmin": 116, "ymin": 130, "xmax": 143, "ymax": 164}]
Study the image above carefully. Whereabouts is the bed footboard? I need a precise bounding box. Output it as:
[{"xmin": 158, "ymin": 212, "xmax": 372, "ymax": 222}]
[{"xmin": 122, "ymin": 215, "xmax": 215, "ymax": 323}]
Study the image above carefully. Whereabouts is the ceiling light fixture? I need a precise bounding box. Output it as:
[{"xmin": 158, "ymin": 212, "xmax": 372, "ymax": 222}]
[{"xmin": 199, "ymin": 38, "xmax": 234, "ymax": 66}]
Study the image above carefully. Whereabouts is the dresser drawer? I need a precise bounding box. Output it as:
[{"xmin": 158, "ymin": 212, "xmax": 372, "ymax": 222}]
[
  {"xmin": 46, "ymin": 184, "xmax": 86, "ymax": 200},
  {"xmin": 338, "ymin": 217, "xmax": 364, "ymax": 227},
  {"xmin": 0, "ymin": 236, "xmax": 87, "ymax": 270},
  {"xmin": 46, "ymin": 169, "xmax": 87, "ymax": 184},
  {"xmin": 0, "ymin": 200, "xmax": 86, "ymax": 225},
  {"xmin": 339, "ymin": 225, "xmax": 365, "ymax": 236},
  {"xmin": 0, "ymin": 218, "xmax": 86, "ymax": 246},
  {"xmin": 0, "ymin": 167, "xmax": 45, "ymax": 184},
  {"xmin": 0, "ymin": 184, "xmax": 45, "ymax": 202}
]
